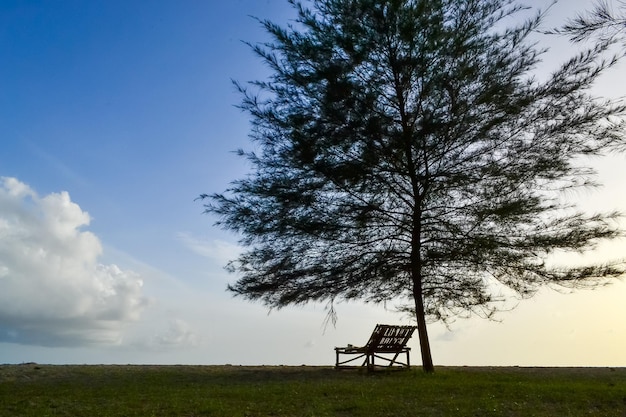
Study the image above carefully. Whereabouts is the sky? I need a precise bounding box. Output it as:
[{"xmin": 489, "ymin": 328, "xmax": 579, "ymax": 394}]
[{"xmin": 1, "ymin": 0, "xmax": 625, "ymax": 367}]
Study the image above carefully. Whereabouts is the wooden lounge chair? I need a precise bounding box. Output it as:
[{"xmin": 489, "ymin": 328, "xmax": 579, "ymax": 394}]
[{"xmin": 335, "ymin": 324, "xmax": 417, "ymax": 370}]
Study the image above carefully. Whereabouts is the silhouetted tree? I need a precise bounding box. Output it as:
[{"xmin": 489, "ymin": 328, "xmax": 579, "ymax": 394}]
[
  {"xmin": 202, "ymin": 0, "xmax": 626, "ymax": 372},
  {"xmin": 557, "ymin": 0, "xmax": 626, "ymax": 43}
]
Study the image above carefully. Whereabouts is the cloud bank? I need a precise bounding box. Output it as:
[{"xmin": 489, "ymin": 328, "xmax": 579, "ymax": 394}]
[{"xmin": 0, "ymin": 177, "xmax": 148, "ymax": 347}]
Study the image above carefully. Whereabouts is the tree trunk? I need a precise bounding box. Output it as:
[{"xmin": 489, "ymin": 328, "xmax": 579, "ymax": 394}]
[
  {"xmin": 411, "ymin": 202, "xmax": 434, "ymax": 372},
  {"xmin": 413, "ymin": 278, "xmax": 435, "ymax": 373}
]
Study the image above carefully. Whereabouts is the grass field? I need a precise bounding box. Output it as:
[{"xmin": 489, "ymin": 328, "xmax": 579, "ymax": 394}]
[{"xmin": 1, "ymin": 364, "xmax": 625, "ymax": 416}]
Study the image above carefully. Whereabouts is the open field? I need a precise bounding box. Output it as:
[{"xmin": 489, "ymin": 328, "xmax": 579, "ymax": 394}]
[{"xmin": 1, "ymin": 364, "xmax": 625, "ymax": 416}]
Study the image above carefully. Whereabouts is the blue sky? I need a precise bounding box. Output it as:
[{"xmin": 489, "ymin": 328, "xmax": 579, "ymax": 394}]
[{"xmin": 1, "ymin": 0, "xmax": 625, "ymax": 366}]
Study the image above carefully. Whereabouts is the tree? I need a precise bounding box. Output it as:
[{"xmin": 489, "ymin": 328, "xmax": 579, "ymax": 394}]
[
  {"xmin": 557, "ymin": 0, "xmax": 626, "ymax": 43},
  {"xmin": 202, "ymin": 0, "xmax": 626, "ymax": 372}
]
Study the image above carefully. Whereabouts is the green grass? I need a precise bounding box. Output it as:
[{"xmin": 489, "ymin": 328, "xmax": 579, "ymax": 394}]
[{"xmin": 1, "ymin": 364, "xmax": 625, "ymax": 416}]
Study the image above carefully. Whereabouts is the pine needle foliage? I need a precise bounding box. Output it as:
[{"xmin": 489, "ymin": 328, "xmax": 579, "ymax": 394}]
[
  {"xmin": 555, "ymin": 0, "xmax": 626, "ymax": 43},
  {"xmin": 202, "ymin": 0, "xmax": 626, "ymax": 372}
]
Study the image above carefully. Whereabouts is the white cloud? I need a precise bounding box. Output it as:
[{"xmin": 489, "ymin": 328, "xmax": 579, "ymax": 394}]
[
  {"xmin": 152, "ymin": 319, "xmax": 199, "ymax": 348},
  {"xmin": 177, "ymin": 232, "xmax": 241, "ymax": 265},
  {"xmin": 0, "ymin": 177, "xmax": 148, "ymax": 347}
]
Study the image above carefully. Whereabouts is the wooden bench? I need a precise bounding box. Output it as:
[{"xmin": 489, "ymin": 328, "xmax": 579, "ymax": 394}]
[{"xmin": 334, "ymin": 324, "xmax": 417, "ymax": 370}]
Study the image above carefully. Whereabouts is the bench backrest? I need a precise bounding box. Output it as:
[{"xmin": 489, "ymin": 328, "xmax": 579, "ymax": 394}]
[{"xmin": 363, "ymin": 324, "xmax": 417, "ymax": 353}]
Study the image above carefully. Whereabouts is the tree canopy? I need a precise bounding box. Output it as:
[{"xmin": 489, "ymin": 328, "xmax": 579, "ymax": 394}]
[
  {"xmin": 202, "ymin": 0, "xmax": 626, "ymax": 372},
  {"xmin": 556, "ymin": 0, "xmax": 626, "ymax": 43}
]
